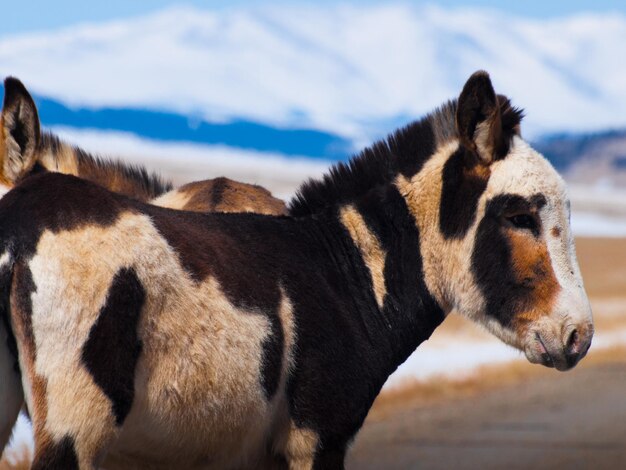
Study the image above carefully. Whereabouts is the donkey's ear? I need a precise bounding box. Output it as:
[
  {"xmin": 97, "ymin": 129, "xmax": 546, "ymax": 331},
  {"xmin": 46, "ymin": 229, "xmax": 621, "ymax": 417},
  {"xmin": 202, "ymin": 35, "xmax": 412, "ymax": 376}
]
[
  {"xmin": 456, "ymin": 70, "xmax": 502, "ymax": 166},
  {"xmin": 1, "ymin": 77, "xmax": 41, "ymax": 183}
]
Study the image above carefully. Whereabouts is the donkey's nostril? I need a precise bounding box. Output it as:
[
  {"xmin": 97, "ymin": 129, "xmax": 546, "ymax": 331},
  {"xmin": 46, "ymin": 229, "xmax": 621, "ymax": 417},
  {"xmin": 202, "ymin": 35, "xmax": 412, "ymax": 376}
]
[{"xmin": 566, "ymin": 329, "xmax": 579, "ymax": 354}]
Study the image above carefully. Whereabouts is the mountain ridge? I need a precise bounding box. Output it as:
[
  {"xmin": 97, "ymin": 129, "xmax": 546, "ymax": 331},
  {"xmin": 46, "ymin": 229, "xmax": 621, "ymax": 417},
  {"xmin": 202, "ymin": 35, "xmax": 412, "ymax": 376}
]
[{"xmin": 1, "ymin": 3, "xmax": 625, "ymax": 142}]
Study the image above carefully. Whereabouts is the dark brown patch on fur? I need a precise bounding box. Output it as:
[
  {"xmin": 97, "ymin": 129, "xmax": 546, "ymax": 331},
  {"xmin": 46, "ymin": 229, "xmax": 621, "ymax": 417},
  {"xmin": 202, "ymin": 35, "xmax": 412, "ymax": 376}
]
[
  {"xmin": 179, "ymin": 177, "xmax": 287, "ymax": 215},
  {"xmin": 0, "ymin": 172, "xmax": 125, "ymax": 259},
  {"xmin": 551, "ymin": 226, "xmax": 561, "ymax": 238},
  {"xmin": 0, "ymin": 260, "xmax": 19, "ymax": 373},
  {"xmin": 144, "ymin": 206, "xmax": 289, "ymax": 398},
  {"xmin": 32, "ymin": 435, "xmax": 79, "ymax": 470},
  {"xmin": 456, "ymin": 71, "xmax": 523, "ymax": 164},
  {"xmin": 10, "ymin": 262, "xmax": 36, "ymax": 360},
  {"xmin": 210, "ymin": 177, "xmax": 228, "ymax": 208},
  {"xmin": 456, "ymin": 71, "xmax": 499, "ymax": 161},
  {"xmin": 82, "ymin": 267, "xmax": 145, "ymax": 426},
  {"xmin": 260, "ymin": 312, "xmax": 284, "ymax": 399},
  {"xmin": 439, "ymin": 147, "xmax": 490, "ymax": 239},
  {"xmin": 313, "ymin": 445, "xmax": 346, "ymax": 470},
  {"xmin": 472, "ymin": 194, "xmax": 559, "ymax": 330},
  {"xmin": 507, "ymin": 228, "xmax": 559, "ymax": 332},
  {"xmin": 147, "ymin": 208, "xmax": 285, "ymax": 310}
]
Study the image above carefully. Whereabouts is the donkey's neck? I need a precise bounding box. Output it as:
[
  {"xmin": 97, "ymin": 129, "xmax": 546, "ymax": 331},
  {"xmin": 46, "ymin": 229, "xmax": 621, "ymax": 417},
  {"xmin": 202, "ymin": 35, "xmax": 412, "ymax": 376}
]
[
  {"xmin": 35, "ymin": 132, "xmax": 172, "ymax": 201},
  {"xmin": 323, "ymin": 182, "xmax": 446, "ymax": 370}
]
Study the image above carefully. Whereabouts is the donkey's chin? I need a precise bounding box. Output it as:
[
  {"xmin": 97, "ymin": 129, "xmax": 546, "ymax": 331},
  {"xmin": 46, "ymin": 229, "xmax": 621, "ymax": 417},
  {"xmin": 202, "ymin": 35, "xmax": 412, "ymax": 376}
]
[{"xmin": 524, "ymin": 337, "xmax": 563, "ymax": 370}]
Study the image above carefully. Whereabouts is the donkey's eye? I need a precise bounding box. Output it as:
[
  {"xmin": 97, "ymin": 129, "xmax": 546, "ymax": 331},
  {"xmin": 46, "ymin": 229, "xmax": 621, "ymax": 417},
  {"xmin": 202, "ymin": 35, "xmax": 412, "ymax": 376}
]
[{"xmin": 506, "ymin": 214, "xmax": 537, "ymax": 232}]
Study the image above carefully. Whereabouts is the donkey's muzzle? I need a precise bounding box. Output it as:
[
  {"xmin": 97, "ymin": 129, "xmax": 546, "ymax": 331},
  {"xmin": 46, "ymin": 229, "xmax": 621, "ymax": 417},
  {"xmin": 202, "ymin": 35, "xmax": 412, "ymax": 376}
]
[{"xmin": 528, "ymin": 323, "xmax": 593, "ymax": 371}]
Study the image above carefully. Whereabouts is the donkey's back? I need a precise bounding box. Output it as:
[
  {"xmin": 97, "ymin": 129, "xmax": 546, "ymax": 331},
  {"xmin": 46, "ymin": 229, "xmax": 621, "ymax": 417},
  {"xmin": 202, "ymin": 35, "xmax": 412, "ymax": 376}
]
[{"xmin": 0, "ymin": 172, "xmax": 331, "ymax": 469}]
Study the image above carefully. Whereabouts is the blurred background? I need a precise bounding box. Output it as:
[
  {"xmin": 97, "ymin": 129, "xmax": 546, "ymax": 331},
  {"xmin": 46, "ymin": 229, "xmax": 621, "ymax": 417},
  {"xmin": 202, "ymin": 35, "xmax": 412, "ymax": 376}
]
[{"xmin": 1, "ymin": 1, "xmax": 625, "ymax": 468}]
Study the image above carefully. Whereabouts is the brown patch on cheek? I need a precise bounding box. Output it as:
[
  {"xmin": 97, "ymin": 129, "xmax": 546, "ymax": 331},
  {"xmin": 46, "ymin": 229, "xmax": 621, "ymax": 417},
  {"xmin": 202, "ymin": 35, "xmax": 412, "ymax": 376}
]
[
  {"xmin": 507, "ymin": 230, "xmax": 560, "ymax": 333},
  {"xmin": 551, "ymin": 226, "xmax": 561, "ymax": 238}
]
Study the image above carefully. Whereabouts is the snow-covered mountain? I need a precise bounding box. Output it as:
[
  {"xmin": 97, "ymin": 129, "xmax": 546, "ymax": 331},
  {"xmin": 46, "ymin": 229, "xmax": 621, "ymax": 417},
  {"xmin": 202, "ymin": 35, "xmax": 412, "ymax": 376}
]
[{"xmin": 1, "ymin": 2, "xmax": 626, "ymax": 150}]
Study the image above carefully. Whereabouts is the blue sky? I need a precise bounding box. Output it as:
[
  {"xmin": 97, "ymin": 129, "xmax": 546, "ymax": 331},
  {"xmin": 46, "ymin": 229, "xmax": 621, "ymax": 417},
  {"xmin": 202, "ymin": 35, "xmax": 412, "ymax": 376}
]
[{"xmin": 3, "ymin": 0, "xmax": 626, "ymax": 37}]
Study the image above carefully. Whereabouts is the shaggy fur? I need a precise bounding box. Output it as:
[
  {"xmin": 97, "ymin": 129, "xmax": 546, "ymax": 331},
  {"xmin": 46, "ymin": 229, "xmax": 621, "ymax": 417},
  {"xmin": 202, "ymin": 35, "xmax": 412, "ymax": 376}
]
[{"xmin": 0, "ymin": 71, "xmax": 592, "ymax": 470}]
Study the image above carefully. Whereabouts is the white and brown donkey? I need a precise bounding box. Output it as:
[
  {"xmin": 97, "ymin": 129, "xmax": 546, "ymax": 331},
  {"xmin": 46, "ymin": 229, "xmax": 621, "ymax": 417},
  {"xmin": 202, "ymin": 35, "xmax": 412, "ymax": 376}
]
[
  {"xmin": 0, "ymin": 77, "xmax": 286, "ymax": 463},
  {"xmin": 0, "ymin": 72, "xmax": 592, "ymax": 469}
]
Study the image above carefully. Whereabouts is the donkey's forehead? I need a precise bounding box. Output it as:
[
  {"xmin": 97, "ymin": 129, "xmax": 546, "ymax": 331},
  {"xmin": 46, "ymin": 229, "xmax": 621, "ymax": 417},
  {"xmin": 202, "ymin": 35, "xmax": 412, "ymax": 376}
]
[{"xmin": 485, "ymin": 137, "xmax": 567, "ymax": 205}]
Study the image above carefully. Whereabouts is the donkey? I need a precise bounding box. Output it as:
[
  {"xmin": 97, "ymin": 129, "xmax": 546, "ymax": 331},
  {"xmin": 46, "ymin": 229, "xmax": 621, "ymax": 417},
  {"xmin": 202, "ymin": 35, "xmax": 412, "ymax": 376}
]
[
  {"xmin": 0, "ymin": 71, "xmax": 592, "ymax": 469},
  {"xmin": 0, "ymin": 77, "xmax": 287, "ymax": 215},
  {"xmin": 0, "ymin": 77, "xmax": 287, "ymax": 458}
]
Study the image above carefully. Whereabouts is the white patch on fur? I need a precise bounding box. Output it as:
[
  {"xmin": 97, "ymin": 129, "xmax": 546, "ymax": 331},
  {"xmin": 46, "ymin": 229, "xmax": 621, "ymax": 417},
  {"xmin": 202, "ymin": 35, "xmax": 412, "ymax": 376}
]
[
  {"xmin": 25, "ymin": 212, "xmax": 300, "ymax": 468},
  {"xmin": 0, "ymin": 251, "xmax": 11, "ymax": 269},
  {"xmin": 481, "ymin": 137, "xmax": 593, "ymax": 352},
  {"xmin": 395, "ymin": 140, "xmax": 462, "ymax": 313},
  {"xmin": 150, "ymin": 189, "xmax": 193, "ymax": 210},
  {"xmin": 339, "ymin": 205, "xmax": 387, "ymax": 309}
]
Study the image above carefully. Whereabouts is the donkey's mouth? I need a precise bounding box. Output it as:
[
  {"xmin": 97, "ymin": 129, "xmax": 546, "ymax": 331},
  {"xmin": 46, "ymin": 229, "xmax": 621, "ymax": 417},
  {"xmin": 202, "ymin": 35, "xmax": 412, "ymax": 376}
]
[
  {"xmin": 535, "ymin": 332, "xmax": 555, "ymax": 368},
  {"xmin": 524, "ymin": 331, "xmax": 563, "ymax": 370},
  {"xmin": 526, "ymin": 330, "xmax": 585, "ymax": 371}
]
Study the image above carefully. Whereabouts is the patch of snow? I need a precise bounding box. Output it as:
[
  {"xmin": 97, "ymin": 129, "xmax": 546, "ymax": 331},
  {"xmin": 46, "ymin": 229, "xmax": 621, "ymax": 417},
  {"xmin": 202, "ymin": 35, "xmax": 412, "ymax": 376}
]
[{"xmin": 4, "ymin": 414, "xmax": 33, "ymax": 463}]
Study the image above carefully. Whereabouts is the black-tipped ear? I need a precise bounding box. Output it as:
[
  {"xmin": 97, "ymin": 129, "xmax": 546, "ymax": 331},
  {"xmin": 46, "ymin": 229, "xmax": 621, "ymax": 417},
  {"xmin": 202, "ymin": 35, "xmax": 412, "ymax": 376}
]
[
  {"xmin": 2, "ymin": 77, "xmax": 41, "ymax": 183},
  {"xmin": 456, "ymin": 70, "xmax": 502, "ymax": 166}
]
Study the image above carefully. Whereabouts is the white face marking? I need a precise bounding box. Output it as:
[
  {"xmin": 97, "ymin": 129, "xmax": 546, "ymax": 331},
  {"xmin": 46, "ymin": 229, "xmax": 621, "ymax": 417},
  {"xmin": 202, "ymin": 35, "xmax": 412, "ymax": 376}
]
[
  {"xmin": 397, "ymin": 135, "xmax": 592, "ymax": 370},
  {"xmin": 477, "ymin": 137, "xmax": 593, "ymax": 369}
]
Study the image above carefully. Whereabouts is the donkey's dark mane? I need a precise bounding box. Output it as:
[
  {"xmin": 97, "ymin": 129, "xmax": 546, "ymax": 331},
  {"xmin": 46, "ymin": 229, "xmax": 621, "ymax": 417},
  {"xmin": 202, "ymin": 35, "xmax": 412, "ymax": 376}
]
[
  {"xmin": 289, "ymin": 96, "xmax": 523, "ymax": 217},
  {"xmin": 40, "ymin": 132, "xmax": 173, "ymax": 198}
]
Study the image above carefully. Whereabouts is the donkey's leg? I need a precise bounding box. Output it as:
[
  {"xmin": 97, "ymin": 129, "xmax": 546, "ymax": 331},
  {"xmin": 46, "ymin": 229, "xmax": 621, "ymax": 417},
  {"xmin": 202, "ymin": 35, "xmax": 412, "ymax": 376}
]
[
  {"xmin": 282, "ymin": 423, "xmax": 319, "ymax": 470},
  {"xmin": 7, "ymin": 260, "xmax": 121, "ymax": 470},
  {"xmin": 312, "ymin": 446, "xmax": 347, "ymax": 470},
  {"xmin": 281, "ymin": 422, "xmax": 348, "ymax": 470},
  {"xmin": 28, "ymin": 370, "xmax": 119, "ymax": 470},
  {"xmin": 11, "ymin": 335, "xmax": 118, "ymax": 469},
  {"xmin": 0, "ymin": 320, "xmax": 23, "ymax": 454}
]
